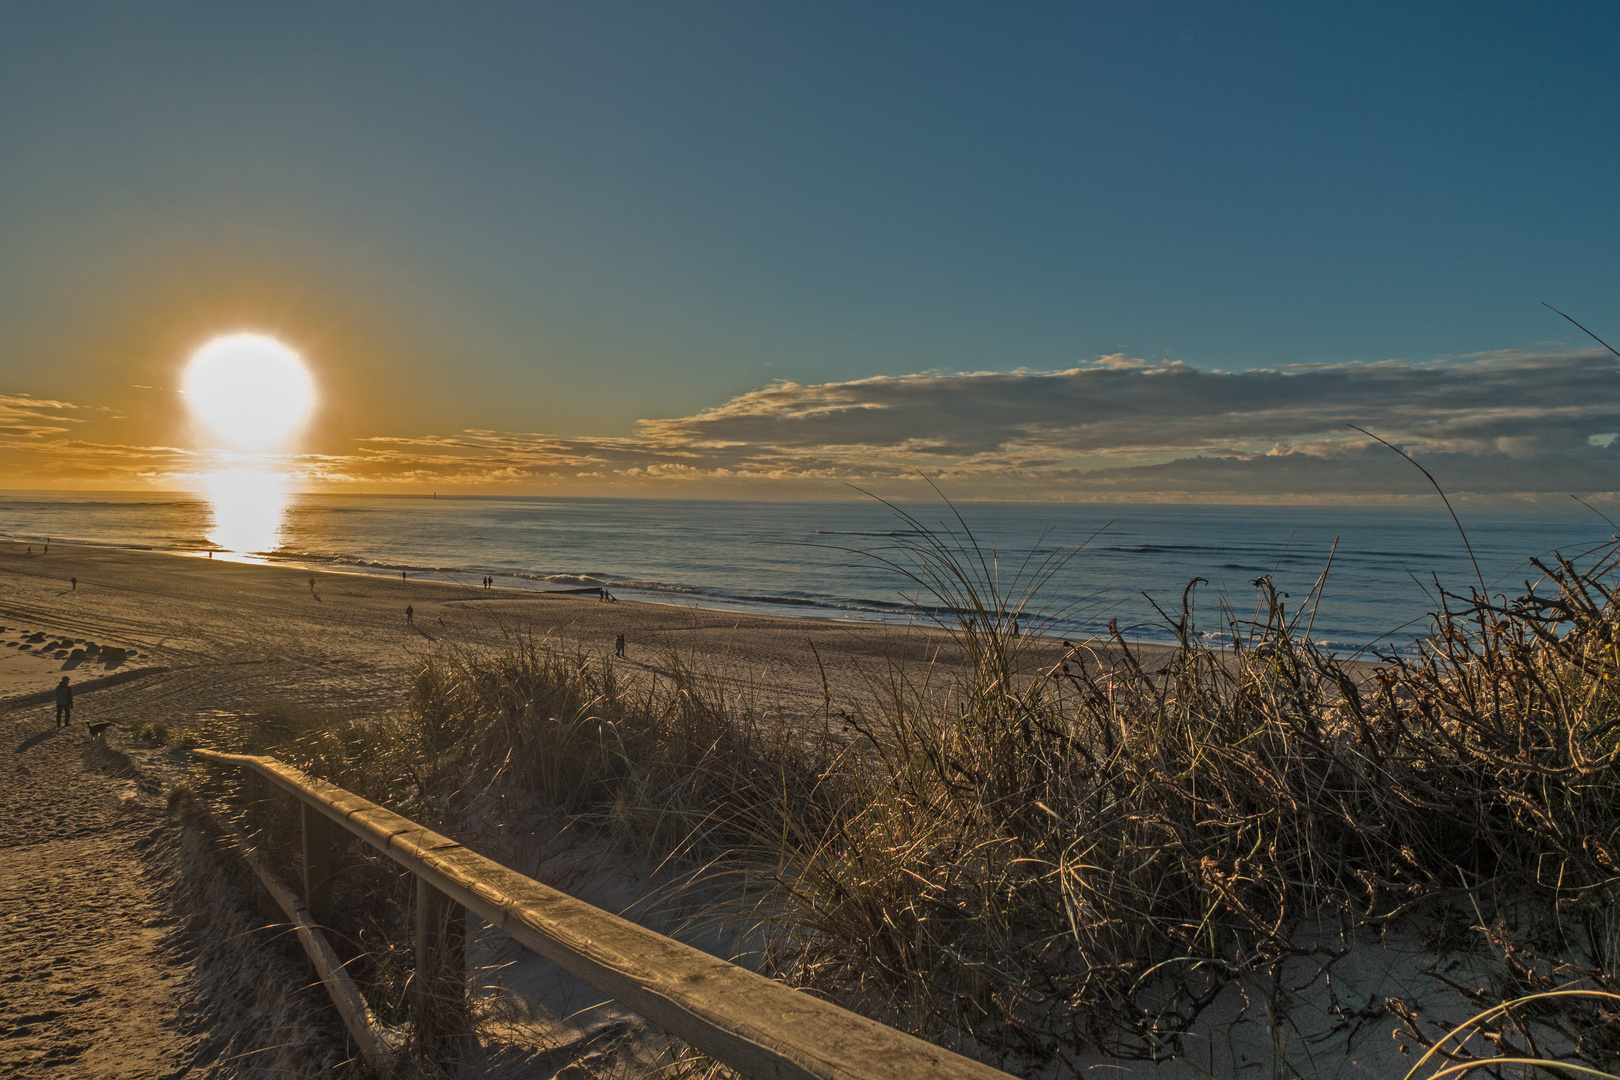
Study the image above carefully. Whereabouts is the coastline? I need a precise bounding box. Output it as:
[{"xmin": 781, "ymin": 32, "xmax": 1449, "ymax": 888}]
[
  {"xmin": 0, "ymin": 537, "xmax": 1148, "ymax": 729},
  {"xmin": 8, "ymin": 490, "xmax": 1601, "ymax": 657}
]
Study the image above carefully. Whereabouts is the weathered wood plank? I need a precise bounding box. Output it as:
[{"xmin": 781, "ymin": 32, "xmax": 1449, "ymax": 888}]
[
  {"xmin": 414, "ymin": 878, "xmax": 469, "ymax": 1062},
  {"xmin": 219, "ymin": 818, "xmax": 397, "ymax": 1074},
  {"xmin": 301, "ymin": 803, "xmax": 339, "ymax": 925},
  {"xmin": 193, "ymin": 749, "xmax": 1012, "ymax": 1080}
]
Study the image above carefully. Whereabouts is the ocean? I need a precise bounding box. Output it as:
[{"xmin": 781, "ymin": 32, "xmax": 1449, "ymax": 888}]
[{"xmin": 1, "ymin": 489, "xmax": 1611, "ymax": 654}]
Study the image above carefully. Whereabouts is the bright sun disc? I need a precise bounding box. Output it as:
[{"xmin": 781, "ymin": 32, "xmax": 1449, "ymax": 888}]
[{"xmin": 184, "ymin": 333, "xmax": 315, "ymax": 449}]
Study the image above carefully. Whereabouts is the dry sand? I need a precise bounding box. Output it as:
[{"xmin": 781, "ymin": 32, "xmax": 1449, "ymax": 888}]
[{"xmin": 0, "ymin": 539, "xmax": 1488, "ymax": 1079}]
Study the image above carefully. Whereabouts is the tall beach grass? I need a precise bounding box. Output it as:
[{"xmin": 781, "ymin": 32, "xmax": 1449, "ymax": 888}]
[{"xmin": 213, "ymin": 505, "xmax": 1620, "ymax": 1077}]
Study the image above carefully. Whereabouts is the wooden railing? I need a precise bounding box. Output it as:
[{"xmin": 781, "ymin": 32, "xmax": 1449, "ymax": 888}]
[{"xmin": 194, "ymin": 749, "xmax": 1014, "ymax": 1080}]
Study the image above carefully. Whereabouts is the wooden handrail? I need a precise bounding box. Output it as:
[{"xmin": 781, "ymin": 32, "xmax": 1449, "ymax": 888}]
[{"xmin": 195, "ymin": 748, "xmax": 1013, "ymax": 1080}]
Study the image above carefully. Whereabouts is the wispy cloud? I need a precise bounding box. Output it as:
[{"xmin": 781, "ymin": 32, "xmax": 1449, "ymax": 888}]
[
  {"xmin": 0, "ymin": 393, "xmax": 87, "ymax": 438},
  {"xmin": 5, "ymin": 349, "xmax": 1619, "ymax": 501}
]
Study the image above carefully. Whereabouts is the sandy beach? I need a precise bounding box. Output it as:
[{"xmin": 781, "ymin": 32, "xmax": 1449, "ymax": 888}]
[{"xmin": 0, "ymin": 537, "xmax": 1049, "ymax": 733}]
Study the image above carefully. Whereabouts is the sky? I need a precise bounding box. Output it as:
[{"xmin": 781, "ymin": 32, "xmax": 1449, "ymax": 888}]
[{"xmin": 2, "ymin": 1, "xmax": 1618, "ymax": 503}]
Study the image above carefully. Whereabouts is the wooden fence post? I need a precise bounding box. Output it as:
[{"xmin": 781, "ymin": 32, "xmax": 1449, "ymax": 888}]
[
  {"xmin": 243, "ymin": 769, "xmax": 267, "ymax": 834},
  {"xmin": 414, "ymin": 877, "xmax": 468, "ymax": 1065},
  {"xmin": 301, "ymin": 803, "xmax": 339, "ymax": 925}
]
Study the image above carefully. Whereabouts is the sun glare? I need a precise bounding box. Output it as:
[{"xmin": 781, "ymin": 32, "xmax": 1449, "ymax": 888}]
[
  {"xmin": 203, "ymin": 470, "xmax": 290, "ymax": 556},
  {"xmin": 184, "ymin": 333, "xmax": 315, "ymax": 450}
]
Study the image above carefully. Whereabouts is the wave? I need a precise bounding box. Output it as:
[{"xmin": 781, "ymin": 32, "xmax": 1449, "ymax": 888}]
[
  {"xmin": 813, "ymin": 529, "xmax": 925, "ymax": 537},
  {"xmin": 266, "ymin": 550, "xmax": 467, "ymax": 575},
  {"xmin": 0, "ymin": 529, "xmax": 189, "ymax": 552}
]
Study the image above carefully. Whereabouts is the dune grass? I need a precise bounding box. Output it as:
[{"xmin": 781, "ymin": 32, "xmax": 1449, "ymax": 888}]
[{"xmin": 214, "ymin": 510, "xmax": 1620, "ymax": 1077}]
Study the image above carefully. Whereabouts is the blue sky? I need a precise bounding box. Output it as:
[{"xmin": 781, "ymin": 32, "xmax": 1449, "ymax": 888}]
[{"xmin": 1, "ymin": 2, "xmax": 1617, "ymax": 500}]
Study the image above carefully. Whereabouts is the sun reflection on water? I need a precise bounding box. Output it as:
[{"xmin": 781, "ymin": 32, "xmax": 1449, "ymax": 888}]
[{"xmin": 203, "ymin": 470, "xmax": 290, "ymax": 558}]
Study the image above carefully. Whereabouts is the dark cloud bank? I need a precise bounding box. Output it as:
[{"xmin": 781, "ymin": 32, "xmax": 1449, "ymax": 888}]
[
  {"xmin": 404, "ymin": 349, "xmax": 1620, "ymax": 501},
  {"xmin": 9, "ymin": 351, "xmax": 1620, "ymax": 502}
]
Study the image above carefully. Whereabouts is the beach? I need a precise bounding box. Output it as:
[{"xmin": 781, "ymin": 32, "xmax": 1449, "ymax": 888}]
[
  {"xmin": 0, "ymin": 537, "xmax": 1567, "ymax": 1079},
  {"xmin": 0, "ymin": 537, "xmax": 1039, "ymax": 734}
]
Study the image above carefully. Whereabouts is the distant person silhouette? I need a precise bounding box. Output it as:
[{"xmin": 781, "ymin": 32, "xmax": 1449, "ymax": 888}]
[
  {"xmin": 402, "ymin": 571, "xmax": 407, "ymax": 581},
  {"xmin": 55, "ymin": 677, "xmax": 72, "ymax": 728},
  {"xmin": 614, "ymin": 633, "xmax": 625, "ymax": 658},
  {"xmin": 309, "ymin": 576, "xmax": 316, "ymax": 592},
  {"xmin": 406, "ymin": 605, "xmax": 414, "ymax": 623},
  {"xmin": 70, "ymin": 577, "xmax": 76, "ymax": 591}
]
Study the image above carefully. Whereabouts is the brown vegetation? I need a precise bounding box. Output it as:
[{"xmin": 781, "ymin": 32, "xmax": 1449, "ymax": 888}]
[{"xmin": 221, "ymin": 515, "xmax": 1620, "ymax": 1077}]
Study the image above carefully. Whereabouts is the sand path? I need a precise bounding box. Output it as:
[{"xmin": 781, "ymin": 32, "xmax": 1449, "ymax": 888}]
[{"xmin": 0, "ymin": 710, "xmax": 199, "ymax": 1078}]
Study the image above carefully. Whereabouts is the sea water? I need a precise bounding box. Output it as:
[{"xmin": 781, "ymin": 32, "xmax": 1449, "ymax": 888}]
[{"xmin": 1, "ymin": 490, "xmax": 1610, "ymax": 653}]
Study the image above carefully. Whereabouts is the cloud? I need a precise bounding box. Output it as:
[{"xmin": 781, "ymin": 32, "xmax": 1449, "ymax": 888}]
[
  {"xmin": 0, "ymin": 393, "xmax": 85, "ymax": 438},
  {"xmin": 5, "ymin": 349, "xmax": 1619, "ymax": 501},
  {"xmin": 635, "ymin": 350, "xmax": 1620, "ymax": 460}
]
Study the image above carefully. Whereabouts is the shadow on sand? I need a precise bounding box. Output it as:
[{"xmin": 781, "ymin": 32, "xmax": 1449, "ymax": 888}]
[{"xmin": 15, "ymin": 728, "xmax": 61, "ymax": 753}]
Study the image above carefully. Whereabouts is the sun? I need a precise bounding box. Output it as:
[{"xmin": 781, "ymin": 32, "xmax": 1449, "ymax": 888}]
[{"xmin": 183, "ymin": 333, "xmax": 316, "ymax": 450}]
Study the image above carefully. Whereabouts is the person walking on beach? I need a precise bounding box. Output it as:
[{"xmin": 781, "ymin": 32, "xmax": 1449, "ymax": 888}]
[
  {"xmin": 614, "ymin": 633, "xmax": 625, "ymax": 658},
  {"xmin": 55, "ymin": 677, "xmax": 72, "ymax": 728},
  {"xmin": 70, "ymin": 577, "xmax": 76, "ymax": 591},
  {"xmin": 402, "ymin": 571, "xmax": 407, "ymax": 581},
  {"xmin": 406, "ymin": 605, "xmax": 414, "ymax": 624}
]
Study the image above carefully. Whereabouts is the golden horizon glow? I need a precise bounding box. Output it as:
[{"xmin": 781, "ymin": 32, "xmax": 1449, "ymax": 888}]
[{"xmin": 183, "ymin": 333, "xmax": 315, "ymax": 450}]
